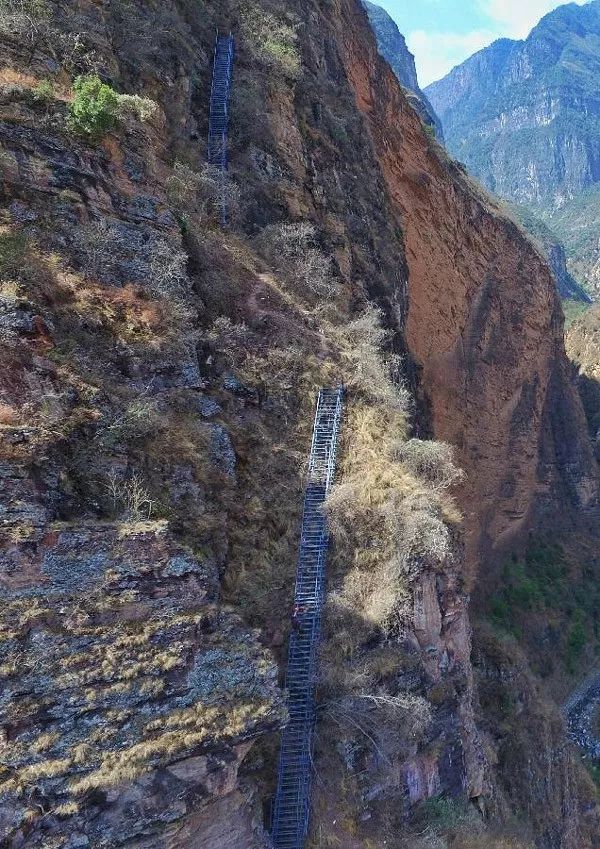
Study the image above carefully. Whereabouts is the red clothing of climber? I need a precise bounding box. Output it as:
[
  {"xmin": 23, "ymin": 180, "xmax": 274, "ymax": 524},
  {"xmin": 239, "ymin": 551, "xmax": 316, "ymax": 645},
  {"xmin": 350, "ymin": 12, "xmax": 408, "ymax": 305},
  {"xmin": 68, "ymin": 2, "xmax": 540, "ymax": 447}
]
[{"xmin": 291, "ymin": 603, "xmax": 308, "ymax": 631}]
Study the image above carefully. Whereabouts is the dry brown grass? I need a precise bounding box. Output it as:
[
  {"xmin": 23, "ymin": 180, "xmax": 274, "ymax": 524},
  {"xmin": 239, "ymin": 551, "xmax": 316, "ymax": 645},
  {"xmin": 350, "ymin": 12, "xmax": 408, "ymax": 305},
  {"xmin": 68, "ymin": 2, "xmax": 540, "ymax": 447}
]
[
  {"xmin": 309, "ymin": 303, "xmax": 464, "ymax": 783},
  {"xmin": 256, "ymin": 222, "xmax": 338, "ymax": 301},
  {"xmin": 167, "ymin": 161, "xmax": 240, "ymax": 223},
  {"xmin": 332, "ymin": 305, "xmax": 411, "ymax": 410},
  {"xmin": 325, "ymin": 402, "xmax": 460, "ymax": 641},
  {"xmin": 69, "ymin": 698, "xmax": 275, "ymax": 794}
]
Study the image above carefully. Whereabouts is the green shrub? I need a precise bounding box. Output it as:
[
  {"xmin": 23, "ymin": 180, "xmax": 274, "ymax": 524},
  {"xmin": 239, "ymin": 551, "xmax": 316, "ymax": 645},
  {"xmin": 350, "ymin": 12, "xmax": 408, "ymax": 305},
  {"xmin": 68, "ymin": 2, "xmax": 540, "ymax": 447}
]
[
  {"xmin": 330, "ymin": 122, "xmax": 350, "ymax": 147},
  {"xmin": 413, "ymin": 794, "xmax": 469, "ymax": 832},
  {"xmin": 487, "ymin": 541, "xmax": 600, "ymax": 671},
  {"xmin": 0, "ymin": 232, "xmax": 28, "ymax": 280},
  {"xmin": 587, "ymin": 762, "xmax": 600, "ymax": 791},
  {"xmin": 566, "ymin": 610, "xmax": 586, "ymax": 672},
  {"xmin": 33, "ymin": 79, "xmax": 54, "ymax": 104},
  {"xmin": 68, "ymin": 76, "xmax": 159, "ymax": 140},
  {"xmin": 69, "ymin": 75, "xmax": 119, "ymax": 138}
]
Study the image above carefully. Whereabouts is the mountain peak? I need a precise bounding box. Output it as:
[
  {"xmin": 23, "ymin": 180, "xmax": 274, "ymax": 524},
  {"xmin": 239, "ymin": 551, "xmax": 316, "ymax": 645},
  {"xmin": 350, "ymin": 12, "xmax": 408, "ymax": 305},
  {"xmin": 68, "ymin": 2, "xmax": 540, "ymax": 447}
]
[
  {"xmin": 361, "ymin": 1, "xmax": 444, "ymax": 139},
  {"xmin": 425, "ymin": 0, "xmax": 600, "ymax": 299}
]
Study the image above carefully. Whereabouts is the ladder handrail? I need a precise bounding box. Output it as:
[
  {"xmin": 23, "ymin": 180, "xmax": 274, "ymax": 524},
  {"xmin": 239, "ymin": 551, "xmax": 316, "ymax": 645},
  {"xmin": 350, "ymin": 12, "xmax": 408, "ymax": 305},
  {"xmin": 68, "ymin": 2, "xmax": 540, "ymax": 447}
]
[{"xmin": 272, "ymin": 387, "xmax": 344, "ymax": 849}]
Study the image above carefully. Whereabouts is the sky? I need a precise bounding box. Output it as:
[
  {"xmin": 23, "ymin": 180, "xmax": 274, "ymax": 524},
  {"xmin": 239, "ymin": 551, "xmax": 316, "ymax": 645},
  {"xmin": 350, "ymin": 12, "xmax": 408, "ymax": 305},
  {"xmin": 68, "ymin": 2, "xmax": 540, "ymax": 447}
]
[{"xmin": 373, "ymin": 0, "xmax": 587, "ymax": 87}]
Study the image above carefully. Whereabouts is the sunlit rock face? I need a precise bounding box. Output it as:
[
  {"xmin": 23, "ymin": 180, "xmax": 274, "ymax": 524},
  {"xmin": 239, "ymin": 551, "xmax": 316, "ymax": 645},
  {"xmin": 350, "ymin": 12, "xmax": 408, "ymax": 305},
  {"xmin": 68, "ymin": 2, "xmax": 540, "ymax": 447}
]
[
  {"xmin": 0, "ymin": 1, "xmax": 598, "ymax": 848},
  {"xmin": 426, "ymin": 2, "xmax": 600, "ymax": 207}
]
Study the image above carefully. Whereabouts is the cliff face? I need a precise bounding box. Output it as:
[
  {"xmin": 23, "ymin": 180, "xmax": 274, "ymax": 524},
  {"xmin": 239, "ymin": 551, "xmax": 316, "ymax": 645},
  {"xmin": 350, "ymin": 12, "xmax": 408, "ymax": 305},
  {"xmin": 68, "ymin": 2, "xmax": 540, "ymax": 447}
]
[
  {"xmin": 0, "ymin": 1, "xmax": 598, "ymax": 848},
  {"xmin": 566, "ymin": 304, "xmax": 600, "ymax": 456},
  {"xmin": 425, "ymin": 0, "xmax": 600, "ymax": 296},
  {"xmin": 334, "ymin": 0, "xmax": 598, "ymax": 577},
  {"xmin": 361, "ymin": 1, "xmax": 444, "ymax": 140},
  {"xmin": 0, "ymin": 3, "xmax": 288, "ymax": 845}
]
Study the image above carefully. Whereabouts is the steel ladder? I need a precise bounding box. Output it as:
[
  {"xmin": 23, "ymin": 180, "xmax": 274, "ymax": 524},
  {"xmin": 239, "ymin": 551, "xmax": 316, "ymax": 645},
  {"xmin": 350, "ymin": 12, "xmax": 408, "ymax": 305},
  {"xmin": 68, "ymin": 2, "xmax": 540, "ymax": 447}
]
[{"xmin": 271, "ymin": 388, "xmax": 344, "ymax": 849}]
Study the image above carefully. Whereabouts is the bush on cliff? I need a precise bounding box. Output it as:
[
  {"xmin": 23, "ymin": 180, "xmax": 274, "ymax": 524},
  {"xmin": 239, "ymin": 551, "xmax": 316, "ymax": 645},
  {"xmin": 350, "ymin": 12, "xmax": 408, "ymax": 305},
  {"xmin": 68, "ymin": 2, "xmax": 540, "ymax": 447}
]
[
  {"xmin": 323, "ymin": 308, "xmax": 461, "ymax": 645},
  {"xmin": 69, "ymin": 76, "xmax": 158, "ymax": 139},
  {"xmin": 167, "ymin": 161, "xmax": 240, "ymax": 224},
  {"xmin": 256, "ymin": 222, "xmax": 337, "ymax": 300},
  {"xmin": 69, "ymin": 75, "xmax": 119, "ymax": 138}
]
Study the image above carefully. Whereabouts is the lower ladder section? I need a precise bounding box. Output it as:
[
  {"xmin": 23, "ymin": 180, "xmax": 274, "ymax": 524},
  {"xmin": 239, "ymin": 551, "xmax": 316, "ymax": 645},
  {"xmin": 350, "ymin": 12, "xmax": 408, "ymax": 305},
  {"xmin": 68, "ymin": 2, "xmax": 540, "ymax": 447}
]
[{"xmin": 271, "ymin": 388, "xmax": 343, "ymax": 849}]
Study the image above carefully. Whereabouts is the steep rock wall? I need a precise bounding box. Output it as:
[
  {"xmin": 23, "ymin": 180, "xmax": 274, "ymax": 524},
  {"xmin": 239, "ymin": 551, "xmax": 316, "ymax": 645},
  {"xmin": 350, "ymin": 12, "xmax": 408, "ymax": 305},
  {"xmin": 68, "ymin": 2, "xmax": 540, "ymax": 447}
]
[{"xmin": 331, "ymin": 0, "xmax": 598, "ymax": 577}]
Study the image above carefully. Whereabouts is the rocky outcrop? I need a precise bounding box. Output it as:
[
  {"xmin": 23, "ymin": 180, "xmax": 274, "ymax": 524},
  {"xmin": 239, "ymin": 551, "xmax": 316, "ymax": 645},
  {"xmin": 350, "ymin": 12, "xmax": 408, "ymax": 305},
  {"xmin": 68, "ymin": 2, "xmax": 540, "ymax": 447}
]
[
  {"xmin": 565, "ymin": 668, "xmax": 600, "ymax": 760},
  {"xmin": 0, "ymin": 523, "xmax": 283, "ymax": 848},
  {"xmin": 475, "ymin": 627, "xmax": 600, "ymax": 849},
  {"xmin": 361, "ymin": 1, "xmax": 443, "ymax": 140}
]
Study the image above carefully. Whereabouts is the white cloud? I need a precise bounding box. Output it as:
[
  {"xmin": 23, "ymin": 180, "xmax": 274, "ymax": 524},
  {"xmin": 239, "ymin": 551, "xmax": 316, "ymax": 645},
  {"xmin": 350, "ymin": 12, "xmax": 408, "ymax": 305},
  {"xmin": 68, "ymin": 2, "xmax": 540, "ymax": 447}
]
[
  {"xmin": 479, "ymin": 0, "xmax": 586, "ymax": 38},
  {"xmin": 407, "ymin": 29, "xmax": 497, "ymax": 87}
]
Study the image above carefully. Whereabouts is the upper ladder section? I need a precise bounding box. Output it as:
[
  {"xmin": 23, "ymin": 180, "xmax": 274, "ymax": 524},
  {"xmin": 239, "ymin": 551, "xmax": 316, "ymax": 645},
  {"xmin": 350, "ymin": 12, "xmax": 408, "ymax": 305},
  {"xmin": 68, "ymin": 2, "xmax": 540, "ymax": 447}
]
[
  {"xmin": 271, "ymin": 388, "xmax": 344, "ymax": 849},
  {"xmin": 207, "ymin": 32, "xmax": 234, "ymax": 224},
  {"xmin": 207, "ymin": 33, "xmax": 234, "ymax": 170}
]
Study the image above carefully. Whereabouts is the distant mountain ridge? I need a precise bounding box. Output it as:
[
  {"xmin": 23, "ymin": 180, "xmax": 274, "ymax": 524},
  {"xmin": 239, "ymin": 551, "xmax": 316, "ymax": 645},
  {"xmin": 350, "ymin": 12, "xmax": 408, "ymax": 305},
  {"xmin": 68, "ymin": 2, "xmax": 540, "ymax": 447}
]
[
  {"xmin": 362, "ymin": 1, "xmax": 443, "ymax": 140},
  {"xmin": 425, "ymin": 0, "xmax": 600, "ymax": 297}
]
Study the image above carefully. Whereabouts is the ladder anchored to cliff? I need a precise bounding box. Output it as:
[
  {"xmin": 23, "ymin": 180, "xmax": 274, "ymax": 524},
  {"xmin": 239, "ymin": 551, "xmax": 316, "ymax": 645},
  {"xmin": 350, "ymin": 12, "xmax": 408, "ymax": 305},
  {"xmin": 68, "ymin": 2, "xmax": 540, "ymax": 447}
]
[
  {"xmin": 207, "ymin": 31, "xmax": 235, "ymax": 224},
  {"xmin": 271, "ymin": 388, "xmax": 344, "ymax": 849}
]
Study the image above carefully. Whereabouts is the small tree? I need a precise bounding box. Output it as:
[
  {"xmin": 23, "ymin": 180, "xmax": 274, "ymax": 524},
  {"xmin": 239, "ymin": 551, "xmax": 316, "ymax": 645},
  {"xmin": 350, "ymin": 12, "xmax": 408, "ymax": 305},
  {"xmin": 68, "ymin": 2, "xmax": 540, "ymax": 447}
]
[
  {"xmin": 69, "ymin": 75, "xmax": 119, "ymax": 138},
  {"xmin": 166, "ymin": 162, "xmax": 240, "ymax": 223},
  {"xmin": 68, "ymin": 75, "xmax": 158, "ymax": 139},
  {"xmin": 107, "ymin": 471, "xmax": 153, "ymax": 520},
  {"xmin": 148, "ymin": 240, "xmax": 189, "ymax": 298}
]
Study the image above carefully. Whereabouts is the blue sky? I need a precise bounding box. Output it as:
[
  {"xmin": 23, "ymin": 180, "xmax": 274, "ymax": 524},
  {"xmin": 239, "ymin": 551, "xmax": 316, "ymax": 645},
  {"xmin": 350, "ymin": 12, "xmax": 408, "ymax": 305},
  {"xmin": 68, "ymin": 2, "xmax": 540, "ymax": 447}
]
[{"xmin": 374, "ymin": 0, "xmax": 586, "ymax": 86}]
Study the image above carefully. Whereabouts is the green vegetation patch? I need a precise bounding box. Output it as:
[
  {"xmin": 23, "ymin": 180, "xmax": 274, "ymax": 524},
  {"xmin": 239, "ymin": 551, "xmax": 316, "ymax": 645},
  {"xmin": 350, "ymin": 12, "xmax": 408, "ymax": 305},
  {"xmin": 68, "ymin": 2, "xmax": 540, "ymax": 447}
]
[
  {"xmin": 0, "ymin": 592, "xmax": 283, "ymax": 804},
  {"xmin": 68, "ymin": 75, "xmax": 158, "ymax": 140},
  {"xmin": 587, "ymin": 761, "xmax": 600, "ymax": 792},
  {"xmin": 412, "ymin": 794, "xmax": 470, "ymax": 833},
  {"xmin": 69, "ymin": 75, "xmax": 120, "ymax": 138},
  {"xmin": 0, "ymin": 232, "xmax": 29, "ymax": 280},
  {"xmin": 563, "ymin": 298, "xmax": 590, "ymax": 329},
  {"xmin": 489, "ymin": 541, "xmax": 600, "ymax": 672},
  {"xmin": 240, "ymin": 3, "xmax": 301, "ymax": 79}
]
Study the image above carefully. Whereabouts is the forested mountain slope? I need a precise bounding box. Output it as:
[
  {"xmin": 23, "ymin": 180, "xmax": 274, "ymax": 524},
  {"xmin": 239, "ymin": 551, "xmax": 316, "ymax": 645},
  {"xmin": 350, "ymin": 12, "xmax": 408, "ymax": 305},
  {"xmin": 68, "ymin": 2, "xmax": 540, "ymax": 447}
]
[{"xmin": 426, "ymin": 0, "xmax": 600, "ymax": 296}]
